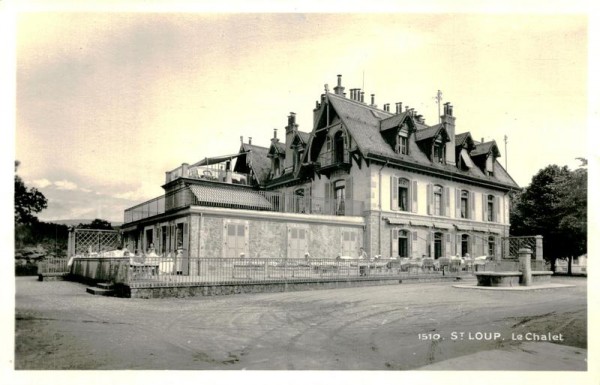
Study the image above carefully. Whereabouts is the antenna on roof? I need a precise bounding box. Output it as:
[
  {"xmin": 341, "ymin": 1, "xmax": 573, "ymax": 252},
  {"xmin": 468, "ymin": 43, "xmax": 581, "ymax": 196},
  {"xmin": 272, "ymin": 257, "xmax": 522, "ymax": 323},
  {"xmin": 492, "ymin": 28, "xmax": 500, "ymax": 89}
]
[{"xmin": 435, "ymin": 90, "xmax": 443, "ymax": 124}]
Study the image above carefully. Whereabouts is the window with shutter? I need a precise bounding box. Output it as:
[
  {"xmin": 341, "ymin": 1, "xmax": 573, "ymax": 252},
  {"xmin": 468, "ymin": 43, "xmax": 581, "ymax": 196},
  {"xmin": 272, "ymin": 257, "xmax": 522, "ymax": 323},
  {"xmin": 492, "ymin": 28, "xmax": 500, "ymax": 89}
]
[
  {"xmin": 470, "ymin": 192, "xmax": 476, "ymax": 220},
  {"xmin": 391, "ymin": 229, "xmax": 399, "ymax": 258},
  {"xmin": 455, "ymin": 189, "xmax": 461, "ymax": 218},
  {"xmin": 495, "ymin": 196, "xmax": 501, "ymax": 223},
  {"xmin": 391, "ymin": 176, "xmax": 398, "ymax": 210},
  {"xmin": 427, "ymin": 184, "xmax": 433, "ymax": 215},
  {"xmin": 411, "ymin": 180, "xmax": 418, "ymax": 213},
  {"xmin": 482, "ymin": 194, "xmax": 488, "ymax": 222},
  {"xmin": 444, "ymin": 187, "xmax": 450, "ymax": 216}
]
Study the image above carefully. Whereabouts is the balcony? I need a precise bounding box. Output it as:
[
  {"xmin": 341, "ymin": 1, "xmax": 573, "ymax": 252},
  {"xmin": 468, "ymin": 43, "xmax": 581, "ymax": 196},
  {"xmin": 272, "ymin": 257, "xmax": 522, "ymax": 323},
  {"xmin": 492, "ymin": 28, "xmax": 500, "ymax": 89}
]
[
  {"xmin": 166, "ymin": 164, "xmax": 251, "ymax": 186},
  {"xmin": 316, "ymin": 150, "xmax": 351, "ymax": 176}
]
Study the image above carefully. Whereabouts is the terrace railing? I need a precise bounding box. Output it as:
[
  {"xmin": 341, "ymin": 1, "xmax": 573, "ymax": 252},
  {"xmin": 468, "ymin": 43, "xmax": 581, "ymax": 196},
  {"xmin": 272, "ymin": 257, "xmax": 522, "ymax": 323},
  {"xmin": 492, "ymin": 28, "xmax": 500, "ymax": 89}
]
[
  {"xmin": 37, "ymin": 257, "xmax": 70, "ymax": 274},
  {"xmin": 120, "ymin": 256, "xmax": 471, "ymax": 286},
  {"xmin": 124, "ymin": 196, "xmax": 165, "ymax": 223}
]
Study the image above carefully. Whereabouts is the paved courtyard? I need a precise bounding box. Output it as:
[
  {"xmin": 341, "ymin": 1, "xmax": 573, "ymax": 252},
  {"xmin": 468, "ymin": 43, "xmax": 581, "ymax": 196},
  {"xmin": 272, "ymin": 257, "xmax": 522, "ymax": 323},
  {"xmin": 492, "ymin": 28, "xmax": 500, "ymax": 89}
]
[{"xmin": 14, "ymin": 276, "xmax": 586, "ymax": 370}]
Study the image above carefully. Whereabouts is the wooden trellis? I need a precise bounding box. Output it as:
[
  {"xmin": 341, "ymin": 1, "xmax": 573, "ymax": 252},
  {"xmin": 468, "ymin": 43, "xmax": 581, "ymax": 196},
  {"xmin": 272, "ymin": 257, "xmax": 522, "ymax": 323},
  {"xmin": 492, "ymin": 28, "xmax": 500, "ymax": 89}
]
[{"xmin": 68, "ymin": 228, "xmax": 122, "ymax": 257}]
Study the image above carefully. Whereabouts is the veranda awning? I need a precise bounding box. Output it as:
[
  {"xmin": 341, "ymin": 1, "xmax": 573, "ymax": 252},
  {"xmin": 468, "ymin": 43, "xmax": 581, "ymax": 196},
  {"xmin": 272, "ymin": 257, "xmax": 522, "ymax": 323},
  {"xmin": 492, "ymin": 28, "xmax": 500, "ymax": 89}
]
[{"xmin": 189, "ymin": 185, "xmax": 272, "ymax": 210}]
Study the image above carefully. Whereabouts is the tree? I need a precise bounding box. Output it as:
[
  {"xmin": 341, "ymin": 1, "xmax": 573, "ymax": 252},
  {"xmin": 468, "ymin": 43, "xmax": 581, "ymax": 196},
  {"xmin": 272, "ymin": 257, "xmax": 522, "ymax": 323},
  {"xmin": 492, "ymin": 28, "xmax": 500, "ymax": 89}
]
[
  {"xmin": 510, "ymin": 162, "xmax": 587, "ymax": 272},
  {"xmin": 77, "ymin": 218, "xmax": 113, "ymax": 230},
  {"xmin": 551, "ymin": 161, "xmax": 587, "ymax": 274},
  {"xmin": 14, "ymin": 161, "xmax": 48, "ymax": 225}
]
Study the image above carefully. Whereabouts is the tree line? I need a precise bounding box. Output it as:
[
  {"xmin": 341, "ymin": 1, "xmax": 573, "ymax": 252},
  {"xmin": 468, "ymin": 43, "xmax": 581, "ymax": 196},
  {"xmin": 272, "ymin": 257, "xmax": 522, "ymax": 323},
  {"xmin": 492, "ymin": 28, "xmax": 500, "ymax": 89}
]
[
  {"xmin": 14, "ymin": 161, "xmax": 114, "ymax": 258},
  {"xmin": 510, "ymin": 159, "xmax": 587, "ymax": 273}
]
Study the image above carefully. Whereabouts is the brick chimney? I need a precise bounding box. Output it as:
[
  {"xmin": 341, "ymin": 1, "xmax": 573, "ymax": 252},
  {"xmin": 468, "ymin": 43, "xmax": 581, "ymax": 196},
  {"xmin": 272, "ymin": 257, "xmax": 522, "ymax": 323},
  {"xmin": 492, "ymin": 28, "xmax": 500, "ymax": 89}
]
[
  {"xmin": 248, "ymin": 137, "xmax": 252, "ymax": 145},
  {"xmin": 360, "ymin": 91, "xmax": 365, "ymax": 103},
  {"xmin": 395, "ymin": 102, "xmax": 402, "ymax": 114},
  {"xmin": 333, "ymin": 74, "xmax": 345, "ymax": 96},
  {"xmin": 284, "ymin": 112, "xmax": 298, "ymax": 170},
  {"xmin": 442, "ymin": 102, "xmax": 456, "ymax": 166},
  {"xmin": 370, "ymin": 94, "xmax": 376, "ymax": 108}
]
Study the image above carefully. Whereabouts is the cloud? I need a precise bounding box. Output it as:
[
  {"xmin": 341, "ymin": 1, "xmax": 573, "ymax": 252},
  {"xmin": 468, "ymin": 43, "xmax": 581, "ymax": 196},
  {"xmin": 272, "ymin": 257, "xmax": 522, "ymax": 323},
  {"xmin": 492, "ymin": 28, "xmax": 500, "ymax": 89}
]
[
  {"xmin": 54, "ymin": 180, "xmax": 78, "ymax": 190},
  {"xmin": 29, "ymin": 178, "xmax": 52, "ymax": 188}
]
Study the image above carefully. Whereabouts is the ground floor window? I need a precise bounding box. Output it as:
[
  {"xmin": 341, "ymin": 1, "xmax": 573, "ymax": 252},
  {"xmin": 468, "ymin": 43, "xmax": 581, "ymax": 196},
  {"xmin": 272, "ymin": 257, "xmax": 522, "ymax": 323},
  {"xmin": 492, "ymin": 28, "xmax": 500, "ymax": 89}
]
[
  {"xmin": 434, "ymin": 232, "xmax": 443, "ymax": 259},
  {"xmin": 488, "ymin": 236, "xmax": 495, "ymax": 257},
  {"xmin": 145, "ymin": 228, "xmax": 153, "ymax": 253},
  {"xmin": 461, "ymin": 234, "xmax": 470, "ymax": 258},
  {"xmin": 398, "ymin": 230, "xmax": 409, "ymax": 258},
  {"xmin": 161, "ymin": 225, "xmax": 168, "ymax": 255}
]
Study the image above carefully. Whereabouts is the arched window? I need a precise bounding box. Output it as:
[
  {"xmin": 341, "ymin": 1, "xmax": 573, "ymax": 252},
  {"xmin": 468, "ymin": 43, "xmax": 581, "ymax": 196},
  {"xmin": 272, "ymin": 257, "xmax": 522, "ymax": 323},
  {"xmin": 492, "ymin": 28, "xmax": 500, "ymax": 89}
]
[{"xmin": 333, "ymin": 131, "xmax": 345, "ymax": 163}]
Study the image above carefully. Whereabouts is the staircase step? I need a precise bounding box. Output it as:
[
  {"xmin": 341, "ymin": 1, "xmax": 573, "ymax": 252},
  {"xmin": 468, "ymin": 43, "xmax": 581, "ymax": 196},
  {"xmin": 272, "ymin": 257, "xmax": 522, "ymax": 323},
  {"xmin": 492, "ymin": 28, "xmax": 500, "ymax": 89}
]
[
  {"xmin": 86, "ymin": 287, "xmax": 115, "ymax": 296},
  {"xmin": 97, "ymin": 282, "xmax": 114, "ymax": 289}
]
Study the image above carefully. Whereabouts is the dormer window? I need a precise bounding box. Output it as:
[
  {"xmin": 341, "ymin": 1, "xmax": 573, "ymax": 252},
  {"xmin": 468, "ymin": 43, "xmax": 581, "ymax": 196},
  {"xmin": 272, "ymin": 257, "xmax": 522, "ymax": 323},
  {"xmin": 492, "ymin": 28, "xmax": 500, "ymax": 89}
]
[
  {"xmin": 433, "ymin": 141, "xmax": 445, "ymax": 163},
  {"xmin": 273, "ymin": 157, "xmax": 281, "ymax": 177},
  {"xmin": 486, "ymin": 155, "xmax": 494, "ymax": 176},
  {"xmin": 397, "ymin": 134, "xmax": 408, "ymax": 155},
  {"xmin": 293, "ymin": 147, "xmax": 303, "ymax": 171}
]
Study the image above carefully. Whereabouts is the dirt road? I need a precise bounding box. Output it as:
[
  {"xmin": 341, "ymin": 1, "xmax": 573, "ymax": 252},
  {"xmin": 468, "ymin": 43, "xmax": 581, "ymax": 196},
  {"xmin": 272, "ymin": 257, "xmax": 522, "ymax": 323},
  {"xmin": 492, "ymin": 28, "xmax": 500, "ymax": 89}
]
[{"xmin": 14, "ymin": 276, "xmax": 587, "ymax": 370}]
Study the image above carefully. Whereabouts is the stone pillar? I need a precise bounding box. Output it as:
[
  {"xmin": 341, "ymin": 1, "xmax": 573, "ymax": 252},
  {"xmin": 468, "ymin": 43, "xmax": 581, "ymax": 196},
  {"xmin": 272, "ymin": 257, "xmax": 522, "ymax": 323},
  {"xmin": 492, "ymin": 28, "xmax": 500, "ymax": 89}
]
[
  {"xmin": 67, "ymin": 229, "xmax": 73, "ymax": 257},
  {"xmin": 519, "ymin": 247, "xmax": 532, "ymax": 286},
  {"xmin": 535, "ymin": 235, "xmax": 543, "ymax": 261}
]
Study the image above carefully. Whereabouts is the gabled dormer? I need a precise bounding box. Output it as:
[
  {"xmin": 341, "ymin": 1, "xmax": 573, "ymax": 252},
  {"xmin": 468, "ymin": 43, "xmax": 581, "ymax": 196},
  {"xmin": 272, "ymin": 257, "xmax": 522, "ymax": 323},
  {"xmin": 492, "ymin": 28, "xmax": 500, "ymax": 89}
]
[
  {"xmin": 380, "ymin": 111, "xmax": 417, "ymax": 155},
  {"xmin": 455, "ymin": 132, "xmax": 476, "ymax": 171},
  {"xmin": 234, "ymin": 137, "xmax": 270, "ymax": 187},
  {"xmin": 471, "ymin": 140, "xmax": 501, "ymax": 177},
  {"xmin": 414, "ymin": 124, "xmax": 450, "ymax": 164},
  {"xmin": 267, "ymin": 129, "xmax": 286, "ymax": 178},
  {"xmin": 291, "ymin": 131, "xmax": 310, "ymax": 174}
]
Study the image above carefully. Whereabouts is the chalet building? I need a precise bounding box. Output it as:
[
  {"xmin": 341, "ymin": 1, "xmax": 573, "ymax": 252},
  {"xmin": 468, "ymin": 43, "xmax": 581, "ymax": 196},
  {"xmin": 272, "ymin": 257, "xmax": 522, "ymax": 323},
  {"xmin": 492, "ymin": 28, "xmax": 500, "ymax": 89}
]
[{"xmin": 121, "ymin": 75, "xmax": 519, "ymax": 269}]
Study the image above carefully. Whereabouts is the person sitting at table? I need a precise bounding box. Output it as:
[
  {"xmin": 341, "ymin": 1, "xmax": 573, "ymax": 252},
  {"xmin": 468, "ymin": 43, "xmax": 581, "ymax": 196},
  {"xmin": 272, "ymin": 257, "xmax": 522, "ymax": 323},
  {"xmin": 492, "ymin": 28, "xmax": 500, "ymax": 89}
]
[{"xmin": 359, "ymin": 247, "xmax": 368, "ymax": 260}]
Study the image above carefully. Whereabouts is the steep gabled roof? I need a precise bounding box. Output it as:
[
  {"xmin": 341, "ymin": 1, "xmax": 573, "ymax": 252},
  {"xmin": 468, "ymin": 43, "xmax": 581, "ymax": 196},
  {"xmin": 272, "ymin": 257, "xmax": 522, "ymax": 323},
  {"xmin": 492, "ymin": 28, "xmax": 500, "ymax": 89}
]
[
  {"xmin": 471, "ymin": 141, "xmax": 501, "ymax": 158},
  {"xmin": 379, "ymin": 111, "xmax": 410, "ymax": 132},
  {"xmin": 455, "ymin": 132, "xmax": 470, "ymax": 147},
  {"xmin": 297, "ymin": 131, "xmax": 310, "ymax": 144},
  {"xmin": 414, "ymin": 123, "xmax": 447, "ymax": 142},
  {"xmin": 234, "ymin": 143, "xmax": 270, "ymax": 185},
  {"xmin": 268, "ymin": 141, "xmax": 286, "ymax": 157},
  {"xmin": 326, "ymin": 93, "xmax": 394, "ymax": 156}
]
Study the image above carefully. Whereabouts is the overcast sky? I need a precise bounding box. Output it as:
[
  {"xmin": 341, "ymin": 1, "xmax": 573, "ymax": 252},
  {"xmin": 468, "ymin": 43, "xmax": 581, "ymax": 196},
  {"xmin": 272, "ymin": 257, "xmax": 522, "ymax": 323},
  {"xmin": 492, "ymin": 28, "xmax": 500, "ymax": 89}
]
[{"xmin": 14, "ymin": 11, "xmax": 589, "ymax": 223}]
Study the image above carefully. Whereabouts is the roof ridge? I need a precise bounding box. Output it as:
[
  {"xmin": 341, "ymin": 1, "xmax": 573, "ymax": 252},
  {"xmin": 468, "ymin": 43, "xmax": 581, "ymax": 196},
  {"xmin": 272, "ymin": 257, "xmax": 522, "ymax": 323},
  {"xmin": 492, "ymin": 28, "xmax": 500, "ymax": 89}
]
[{"xmin": 327, "ymin": 92, "xmax": 395, "ymax": 118}]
